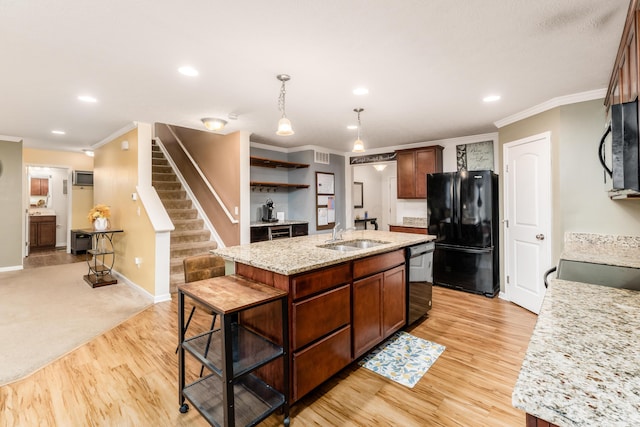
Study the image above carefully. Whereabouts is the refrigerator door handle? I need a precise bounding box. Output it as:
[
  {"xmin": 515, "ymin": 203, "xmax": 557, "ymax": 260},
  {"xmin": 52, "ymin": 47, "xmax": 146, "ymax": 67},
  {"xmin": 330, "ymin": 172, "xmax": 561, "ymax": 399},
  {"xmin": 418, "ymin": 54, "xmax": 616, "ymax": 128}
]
[{"xmin": 436, "ymin": 243, "xmax": 493, "ymax": 254}]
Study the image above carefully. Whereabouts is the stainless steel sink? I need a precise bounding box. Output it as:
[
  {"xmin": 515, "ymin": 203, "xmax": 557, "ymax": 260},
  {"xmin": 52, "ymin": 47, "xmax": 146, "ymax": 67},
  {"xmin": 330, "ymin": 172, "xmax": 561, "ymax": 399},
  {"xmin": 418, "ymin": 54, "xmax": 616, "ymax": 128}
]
[{"xmin": 318, "ymin": 239, "xmax": 389, "ymax": 251}]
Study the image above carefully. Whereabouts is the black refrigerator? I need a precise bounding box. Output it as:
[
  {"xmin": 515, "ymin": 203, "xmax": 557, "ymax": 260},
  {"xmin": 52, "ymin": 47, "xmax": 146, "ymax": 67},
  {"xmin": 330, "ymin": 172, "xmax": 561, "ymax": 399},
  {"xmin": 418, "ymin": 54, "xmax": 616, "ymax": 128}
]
[{"xmin": 427, "ymin": 170, "xmax": 499, "ymax": 297}]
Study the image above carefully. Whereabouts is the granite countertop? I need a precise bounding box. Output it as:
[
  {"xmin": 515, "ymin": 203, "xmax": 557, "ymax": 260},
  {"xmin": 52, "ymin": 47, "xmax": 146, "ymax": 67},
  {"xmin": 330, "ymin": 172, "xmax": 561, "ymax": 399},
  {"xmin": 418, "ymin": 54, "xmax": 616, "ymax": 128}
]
[
  {"xmin": 250, "ymin": 220, "xmax": 308, "ymax": 227},
  {"xmin": 560, "ymin": 232, "xmax": 640, "ymax": 269},
  {"xmin": 512, "ymin": 278, "xmax": 640, "ymax": 426},
  {"xmin": 513, "ymin": 232, "xmax": 640, "ymax": 426},
  {"xmin": 211, "ymin": 230, "xmax": 434, "ymax": 275}
]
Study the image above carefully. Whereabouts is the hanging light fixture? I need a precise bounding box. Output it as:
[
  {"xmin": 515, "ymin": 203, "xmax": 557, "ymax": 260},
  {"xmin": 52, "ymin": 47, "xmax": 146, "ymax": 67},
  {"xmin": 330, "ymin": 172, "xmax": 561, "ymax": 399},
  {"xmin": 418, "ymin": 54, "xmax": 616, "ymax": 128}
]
[
  {"xmin": 373, "ymin": 164, "xmax": 387, "ymax": 172},
  {"xmin": 201, "ymin": 117, "xmax": 227, "ymax": 131},
  {"xmin": 352, "ymin": 108, "xmax": 365, "ymax": 152},
  {"xmin": 276, "ymin": 74, "xmax": 294, "ymax": 136}
]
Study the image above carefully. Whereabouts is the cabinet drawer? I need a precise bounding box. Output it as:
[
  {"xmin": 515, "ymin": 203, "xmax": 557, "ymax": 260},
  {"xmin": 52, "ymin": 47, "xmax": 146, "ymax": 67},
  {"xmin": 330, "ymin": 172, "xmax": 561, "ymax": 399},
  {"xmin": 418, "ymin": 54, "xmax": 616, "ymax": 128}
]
[
  {"xmin": 292, "ymin": 284, "xmax": 350, "ymax": 349},
  {"xmin": 291, "ymin": 263, "xmax": 351, "ymax": 300},
  {"xmin": 293, "ymin": 325, "xmax": 351, "ymax": 402},
  {"xmin": 389, "ymin": 225, "xmax": 427, "ymax": 235},
  {"xmin": 353, "ymin": 249, "xmax": 405, "ymax": 280}
]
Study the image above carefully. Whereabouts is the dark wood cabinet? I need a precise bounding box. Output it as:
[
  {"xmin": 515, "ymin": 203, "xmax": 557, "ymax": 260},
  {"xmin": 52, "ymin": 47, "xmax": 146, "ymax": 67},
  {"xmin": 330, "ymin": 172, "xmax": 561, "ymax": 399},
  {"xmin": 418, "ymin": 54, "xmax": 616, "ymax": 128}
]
[
  {"xmin": 382, "ymin": 265, "xmax": 406, "ymax": 337},
  {"xmin": 352, "ymin": 273, "xmax": 383, "ymax": 358},
  {"xmin": 396, "ymin": 146, "xmax": 443, "ymax": 199},
  {"xmin": 606, "ymin": 0, "xmax": 640, "ymax": 108},
  {"xmin": 250, "ymin": 227, "xmax": 269, "ymax": 243},
  {"xmin": 30, "ymin": 177, "xmax": 49, "ymax": 196},
  {"xmin": 29, "ymin": 215, "xmax": 56, "ymax": 250},
  {"xmin": 352, "ymin": 251, "xmax": 406, "ymax": 358},
  {"xmin": 389, "ymin": 225, "xmax": 428, "ymax": 234},
  {"xmin": 292, "ymin": 223, "xmax": 308, "ymax": 237},
  {"xmin": 236, "ymin": 248, "xmax": 406, "ymax": 403}
]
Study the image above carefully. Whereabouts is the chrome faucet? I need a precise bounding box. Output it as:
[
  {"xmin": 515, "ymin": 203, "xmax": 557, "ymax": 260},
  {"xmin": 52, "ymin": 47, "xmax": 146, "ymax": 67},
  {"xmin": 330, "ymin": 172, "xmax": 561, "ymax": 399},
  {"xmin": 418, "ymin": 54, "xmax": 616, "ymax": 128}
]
[{"xmin": 332, "ymin": 222, "xmax": 342, "ymax": 241}]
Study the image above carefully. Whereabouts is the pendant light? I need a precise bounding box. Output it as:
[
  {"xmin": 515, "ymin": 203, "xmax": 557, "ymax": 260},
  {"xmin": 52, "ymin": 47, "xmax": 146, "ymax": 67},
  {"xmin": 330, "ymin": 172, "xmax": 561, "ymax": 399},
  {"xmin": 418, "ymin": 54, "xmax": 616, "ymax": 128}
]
[
  {"xmin": 352, "ymin": 108, "xmax": 365, "ymax": 152},
  {"xmin": 276, "ymin": 74, "xmax": 294, "ymax": 136}
]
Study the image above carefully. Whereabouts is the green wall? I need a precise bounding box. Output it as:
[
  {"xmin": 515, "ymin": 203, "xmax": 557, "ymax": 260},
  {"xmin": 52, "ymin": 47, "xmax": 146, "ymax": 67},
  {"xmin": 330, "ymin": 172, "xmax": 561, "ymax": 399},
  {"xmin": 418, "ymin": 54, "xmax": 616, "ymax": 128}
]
[{"xmin": 0, "ymin": 139, "xmax": 24, "ymax": 269}]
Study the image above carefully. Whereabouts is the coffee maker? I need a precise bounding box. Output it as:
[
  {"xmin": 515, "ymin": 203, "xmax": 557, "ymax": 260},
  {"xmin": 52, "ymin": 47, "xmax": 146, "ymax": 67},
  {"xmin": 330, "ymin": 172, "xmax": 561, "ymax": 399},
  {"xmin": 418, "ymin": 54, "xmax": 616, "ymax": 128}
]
[{"xmin": 261, "ymin": 198, "xmax": 277, "ymax": 222}]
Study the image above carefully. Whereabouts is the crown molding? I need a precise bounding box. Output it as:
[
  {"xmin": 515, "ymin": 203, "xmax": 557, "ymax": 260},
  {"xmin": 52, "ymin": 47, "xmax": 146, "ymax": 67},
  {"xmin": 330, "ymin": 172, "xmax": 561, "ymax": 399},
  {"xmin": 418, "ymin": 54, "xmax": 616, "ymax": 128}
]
[
  {"xmin": 494, "ymin": 89, "xmax": 607, "ymax": 129},
  {"xmin": 94, "ymin": 121, "xmax": 139, "ymax": 148},
  {"xmin": 0, "ymin": 135, "xmax": 23, "ymax": 143}
]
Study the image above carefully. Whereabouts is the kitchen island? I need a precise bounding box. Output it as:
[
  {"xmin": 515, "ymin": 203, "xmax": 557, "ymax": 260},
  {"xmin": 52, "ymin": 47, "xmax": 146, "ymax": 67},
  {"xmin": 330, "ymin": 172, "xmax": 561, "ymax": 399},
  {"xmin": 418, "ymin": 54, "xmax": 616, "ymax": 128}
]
[
  {"xmin": 211, "ymin": 230, "xmax": 434, "ymax": 403},
  {"xmin": 513, "ymin": 233, "xmax": 640, "ymax": 426}
]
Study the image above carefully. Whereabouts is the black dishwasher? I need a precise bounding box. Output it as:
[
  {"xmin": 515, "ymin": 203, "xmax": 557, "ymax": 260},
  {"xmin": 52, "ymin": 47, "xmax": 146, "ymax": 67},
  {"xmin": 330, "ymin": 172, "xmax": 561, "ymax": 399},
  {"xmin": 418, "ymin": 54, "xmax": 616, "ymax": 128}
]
[{"xmin": 406, "ymin": 242, "xmax": 435, "ymax": 325}]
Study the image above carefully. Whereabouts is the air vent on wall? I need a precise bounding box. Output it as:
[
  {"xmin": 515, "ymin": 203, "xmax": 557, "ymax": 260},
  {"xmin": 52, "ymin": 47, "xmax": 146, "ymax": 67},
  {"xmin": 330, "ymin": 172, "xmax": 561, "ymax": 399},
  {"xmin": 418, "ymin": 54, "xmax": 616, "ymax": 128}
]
[{"xmin": 315, "ymin": 150, "xmax": 330, "ymax": 165}]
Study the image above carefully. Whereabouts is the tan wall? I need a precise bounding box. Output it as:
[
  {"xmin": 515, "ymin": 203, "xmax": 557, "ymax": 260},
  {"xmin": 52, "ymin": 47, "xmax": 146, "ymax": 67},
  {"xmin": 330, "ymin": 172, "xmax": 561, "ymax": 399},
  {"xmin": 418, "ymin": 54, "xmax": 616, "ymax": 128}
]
[
  {"xmin": 498, "ymin": 99, "xmax": 640, "ymax": 291},
  {"xmin": 93, "ymin": 128, "xmax": 158, "ymax": 295},
  {"xmin": 156, "ymin": 124, "xmax": 241, "ymax": 246},
  {"xmin": 0, "ymin": 140, "xmax": 24, "ymax": 268}
]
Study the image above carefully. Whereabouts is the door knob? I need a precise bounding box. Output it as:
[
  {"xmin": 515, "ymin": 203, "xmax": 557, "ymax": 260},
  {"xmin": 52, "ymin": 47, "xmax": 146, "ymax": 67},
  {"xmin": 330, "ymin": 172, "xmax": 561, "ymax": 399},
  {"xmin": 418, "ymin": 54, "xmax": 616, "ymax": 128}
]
[{"xmin": 536, "ymin": 234, "xmax": 545, "ymax": 240}]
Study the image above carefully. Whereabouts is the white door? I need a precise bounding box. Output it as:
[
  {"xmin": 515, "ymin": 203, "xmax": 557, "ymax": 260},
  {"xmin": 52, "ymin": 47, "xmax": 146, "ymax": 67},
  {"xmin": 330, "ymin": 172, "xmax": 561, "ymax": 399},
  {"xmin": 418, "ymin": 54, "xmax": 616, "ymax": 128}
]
[
  {"xmin": 504, "ymin": 132, "xmax": 552, "ymax": 314},
  {"xmin": 388, "ymin": 176, "xmax": 397, "ymax": 228}
]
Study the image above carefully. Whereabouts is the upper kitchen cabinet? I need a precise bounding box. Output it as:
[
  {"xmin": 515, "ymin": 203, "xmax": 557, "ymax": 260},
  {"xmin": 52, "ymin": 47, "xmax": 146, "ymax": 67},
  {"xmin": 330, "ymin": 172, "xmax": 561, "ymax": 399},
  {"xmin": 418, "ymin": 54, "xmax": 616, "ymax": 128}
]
[
  {"xmin": 606, "ymin": 0, "xmax": 639, "ymax": 108},
  {"xmin": 396, "ymin": 146, "xmax": 443, "ymax": 199},
  {"xmin": 30, "ymin": 177, "xmax": 49, "ymax": 196}
]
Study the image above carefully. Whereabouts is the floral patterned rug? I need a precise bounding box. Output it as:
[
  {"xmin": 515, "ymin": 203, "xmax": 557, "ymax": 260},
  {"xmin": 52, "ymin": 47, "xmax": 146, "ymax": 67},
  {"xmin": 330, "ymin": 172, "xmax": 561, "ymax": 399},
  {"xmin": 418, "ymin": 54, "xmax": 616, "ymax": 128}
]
[{"xmin": 358, "ymin": 331, "xmax": 445, "ymax": 388}]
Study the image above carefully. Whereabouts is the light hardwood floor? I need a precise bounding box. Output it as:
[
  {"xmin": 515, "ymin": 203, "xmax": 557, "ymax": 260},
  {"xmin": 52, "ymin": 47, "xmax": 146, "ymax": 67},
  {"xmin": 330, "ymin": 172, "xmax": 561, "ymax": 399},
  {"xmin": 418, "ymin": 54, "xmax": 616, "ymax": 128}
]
[{"xmin": 0, "ymin": 286, "xmax": 537, "ymax": 427}]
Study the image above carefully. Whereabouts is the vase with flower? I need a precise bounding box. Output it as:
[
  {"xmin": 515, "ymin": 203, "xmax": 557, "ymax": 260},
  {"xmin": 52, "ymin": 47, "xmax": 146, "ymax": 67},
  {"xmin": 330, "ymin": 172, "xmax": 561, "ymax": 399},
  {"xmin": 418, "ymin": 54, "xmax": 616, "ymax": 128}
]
[{"xmin": 88, "ymin": 204, "xmax": 111, "ymax": 231}]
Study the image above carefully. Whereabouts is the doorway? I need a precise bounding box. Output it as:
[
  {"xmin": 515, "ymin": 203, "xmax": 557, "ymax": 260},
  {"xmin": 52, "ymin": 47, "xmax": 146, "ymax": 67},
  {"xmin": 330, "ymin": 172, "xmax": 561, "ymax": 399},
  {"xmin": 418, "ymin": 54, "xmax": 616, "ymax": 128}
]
[
  {"xmin": 26, "ymin": 166, "xmax": 72, "ymax": 257},
  {"xmin": 352, "ymin": 162, "xmax": 396, "ymax": 231},
  {"xmin": 503, "ymin": 132, "xmax": 552, "ymax": 314}
]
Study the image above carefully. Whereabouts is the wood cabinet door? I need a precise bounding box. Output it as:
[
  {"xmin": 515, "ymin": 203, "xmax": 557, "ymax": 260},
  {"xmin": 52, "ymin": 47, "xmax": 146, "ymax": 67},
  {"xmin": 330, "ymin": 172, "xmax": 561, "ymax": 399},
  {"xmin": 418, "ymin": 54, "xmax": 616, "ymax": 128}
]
[
  {"xmin": 383, "ymin": 265, "xmax": 406, "ymax": 337},
  {"xmin": 352, "ymin": 273, "xmax": 383, "ymax": 358},
  {"xmin": 396, "ymin": 150, "xmax": 416, "ymax": 199},
  {"xmin": 250, "ymin": 227, "xmax": 269, "ymax": 243},
  {"xmin": 292, "ymin": 223, "xmax": 308, "ymax": 237},
  {"xmin": 29, "ymin": 222, "xmax": 38, "ymax": 247},
  {"xmin": 38, "ymin": 221, "xmax": 56, "ymax": 248},
  {"xmin": 415, "ymin": 148, "xmax": 438, "ymax": 199}
]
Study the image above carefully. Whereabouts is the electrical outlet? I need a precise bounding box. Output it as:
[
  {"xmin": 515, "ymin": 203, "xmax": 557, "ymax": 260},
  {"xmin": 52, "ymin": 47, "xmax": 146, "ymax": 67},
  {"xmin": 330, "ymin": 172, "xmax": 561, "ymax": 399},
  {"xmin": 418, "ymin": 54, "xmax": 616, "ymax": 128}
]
[{"xmin": 134, "ymin": 257, "xmax": 142, "ymax": 266}]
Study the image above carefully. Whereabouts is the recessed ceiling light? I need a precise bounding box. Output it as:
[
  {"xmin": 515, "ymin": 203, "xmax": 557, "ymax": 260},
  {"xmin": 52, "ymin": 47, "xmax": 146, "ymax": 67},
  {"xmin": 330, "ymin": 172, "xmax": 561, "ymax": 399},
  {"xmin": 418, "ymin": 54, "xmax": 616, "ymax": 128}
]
[
  {"xmin": 483, "ymin": 95, "xmax": 501, "ymax": 103},
  {"xmin": 353, "ymin": 87, "xmax": 369, "ymax": 95},
  {"xmin": 51, "ymin": 130, "xmax": 65, "ymax": 135},
  {"xmin": 78, "ymin": 95, "xmax": 97, "ymax": 103},
  {"xmin": 347, "ymin": 125, "xmax": 358, "ymax": 130},
  {"xmin": 178, "ymin": 66, "xmax": 199, "ymax": 77}
]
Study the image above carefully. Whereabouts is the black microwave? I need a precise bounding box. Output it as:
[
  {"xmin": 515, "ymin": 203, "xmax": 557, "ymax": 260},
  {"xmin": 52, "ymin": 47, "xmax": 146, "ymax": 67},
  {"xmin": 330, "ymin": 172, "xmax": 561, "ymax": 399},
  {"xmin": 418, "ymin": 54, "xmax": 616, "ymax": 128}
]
[
  {"xmin": 599, "ymin": 99, "xmax": 640, "ymax": 192},
  {"xmin": 72, "ymin": 170, "xmax": 93, "ymax": 186}
]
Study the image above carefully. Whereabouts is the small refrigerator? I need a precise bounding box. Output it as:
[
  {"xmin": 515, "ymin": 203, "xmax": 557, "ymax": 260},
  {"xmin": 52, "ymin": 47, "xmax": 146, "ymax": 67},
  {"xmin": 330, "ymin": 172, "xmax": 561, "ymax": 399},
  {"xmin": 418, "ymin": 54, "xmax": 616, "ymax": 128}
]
[{"xmin": 427, "ymin": 170, "xmax": 499, "ymax": 297}]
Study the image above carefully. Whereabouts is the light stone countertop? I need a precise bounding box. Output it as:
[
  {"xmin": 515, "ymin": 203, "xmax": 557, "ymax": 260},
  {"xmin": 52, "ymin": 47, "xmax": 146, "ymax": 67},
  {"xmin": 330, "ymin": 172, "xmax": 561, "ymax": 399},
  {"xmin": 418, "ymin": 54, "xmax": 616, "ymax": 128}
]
[
  {"xmin": 512, "ymin": 278, "xmax": 640, "ymax": 426},
  {"xmin": 560, "ymin": 232, "xmax": 640, "ymax": 269},
  {"xmin": 513, "ymin": 232, "xmax": 640, "ymax": 426},
  {"xmin": 211, "ymin": 230, "xmax": 434, "ymax": 275}
]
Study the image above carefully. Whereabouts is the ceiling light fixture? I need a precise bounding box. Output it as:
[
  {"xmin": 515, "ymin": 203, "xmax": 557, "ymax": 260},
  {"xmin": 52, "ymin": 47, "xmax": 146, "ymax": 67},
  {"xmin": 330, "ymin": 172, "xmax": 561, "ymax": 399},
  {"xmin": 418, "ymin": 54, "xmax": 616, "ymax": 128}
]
[
  {"xmin": 276, "ymin": 74, "xmax": 294, "ymax": 136},
  {"xmin": 201, "ymin": 117, "xmax": 227, "ymax": 131},
  {"xmin": 51, "ymin": 130, "xmax": 65, "ymax": 135},
  {"xmin": 373, "ymin": 164, "xmax": 387, "ymax": 172},
  {"xmin": 78, "ymin": 95, "xmax": 97, "ymax": 103},
  {"xmin": 83, "ymin": 149, "xmax": 94, "ymax": 157},
  {"xmin": 353, "ymin": 87, "xmax": 369, "ymax": 95},
  {"xmin": 352, "ymin": 108, "xmax": 365, "ymax": 153},
  {"xmin": 483, "ymin": 95, "xmax": 501, "ymax": 103},
  {"xmin": 178, "ymin": 66, "xmax": 199, "ymax": 77}
]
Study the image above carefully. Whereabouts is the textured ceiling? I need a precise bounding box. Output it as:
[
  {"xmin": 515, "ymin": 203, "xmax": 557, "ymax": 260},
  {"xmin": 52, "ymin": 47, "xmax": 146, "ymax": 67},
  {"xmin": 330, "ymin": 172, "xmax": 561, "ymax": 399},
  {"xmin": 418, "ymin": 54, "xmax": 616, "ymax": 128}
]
[{"xmin": 0, "ymin": 0, "xmax": 630, "ymax": 154}]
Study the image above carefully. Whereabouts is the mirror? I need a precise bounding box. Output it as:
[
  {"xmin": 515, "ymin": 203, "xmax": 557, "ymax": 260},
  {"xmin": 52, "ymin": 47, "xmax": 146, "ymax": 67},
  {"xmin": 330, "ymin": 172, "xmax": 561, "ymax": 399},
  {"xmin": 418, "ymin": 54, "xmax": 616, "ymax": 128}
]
[{"xmin": 353, "ymin": 182, "xmax": 363, "ymax": 208}]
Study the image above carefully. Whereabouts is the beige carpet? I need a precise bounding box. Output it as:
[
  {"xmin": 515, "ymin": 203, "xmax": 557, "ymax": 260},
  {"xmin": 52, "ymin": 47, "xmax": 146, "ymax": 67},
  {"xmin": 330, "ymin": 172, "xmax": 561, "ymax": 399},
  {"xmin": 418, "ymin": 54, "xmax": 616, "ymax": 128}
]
[{"xmin": 0, "ymin": 262, "xmax": 153, "ymax": 386}]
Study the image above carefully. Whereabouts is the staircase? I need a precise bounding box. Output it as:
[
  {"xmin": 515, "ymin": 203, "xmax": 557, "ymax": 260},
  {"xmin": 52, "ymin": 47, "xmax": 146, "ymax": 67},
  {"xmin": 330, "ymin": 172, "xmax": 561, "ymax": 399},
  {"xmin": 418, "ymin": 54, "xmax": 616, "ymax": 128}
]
[{"xmin": 152, "ymin": 143, "xmax": 219, "ymax": 292}]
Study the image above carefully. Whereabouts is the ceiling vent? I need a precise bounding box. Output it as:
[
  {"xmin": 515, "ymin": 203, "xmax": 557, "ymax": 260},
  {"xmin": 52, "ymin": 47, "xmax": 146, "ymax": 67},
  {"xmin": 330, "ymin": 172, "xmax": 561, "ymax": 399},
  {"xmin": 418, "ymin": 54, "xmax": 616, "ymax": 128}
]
[{"xmin": 315, "ymin": 151, "xmax": 330, "ymax": 165}]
